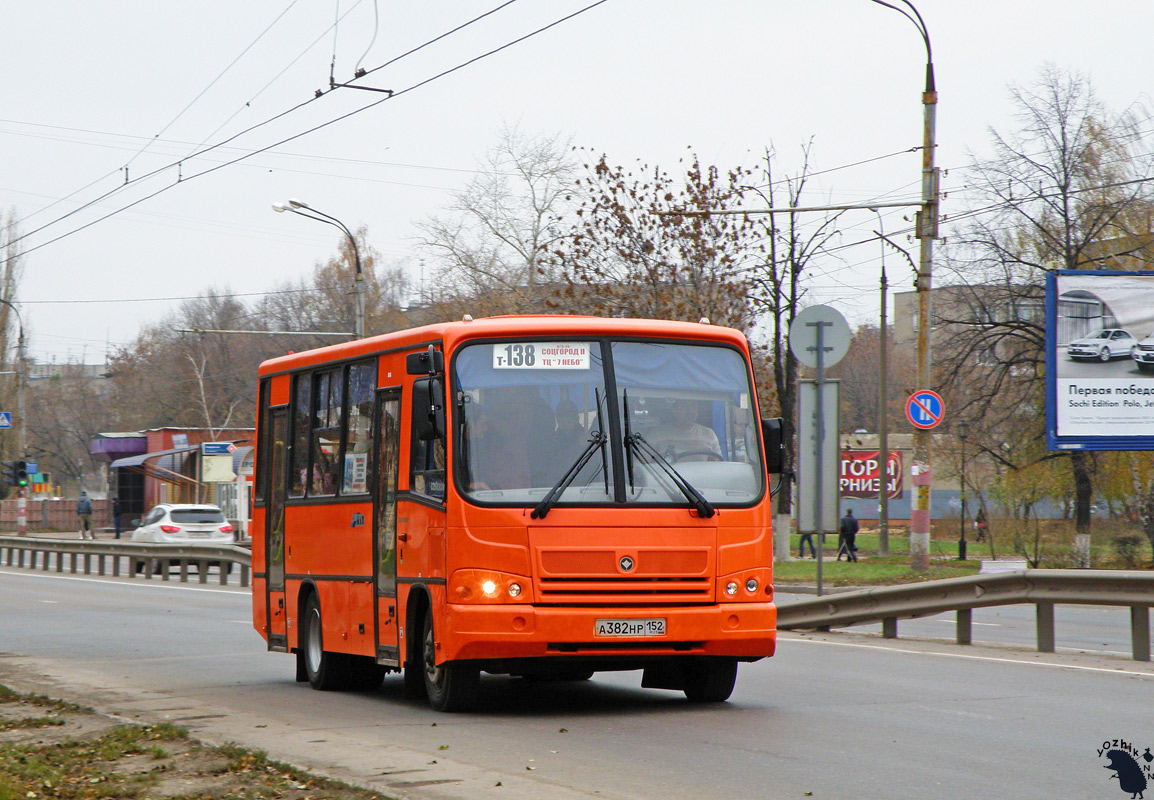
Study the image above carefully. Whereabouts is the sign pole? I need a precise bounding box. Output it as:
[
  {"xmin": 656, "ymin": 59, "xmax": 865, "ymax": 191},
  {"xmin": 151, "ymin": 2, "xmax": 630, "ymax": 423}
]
[
  {"xmin": 790, "ymin": 305, "xmax": 851, "ymax": 597},
  {"xmin": 811, "ymin": 321, "xmax": 827, "ymax": 597}
]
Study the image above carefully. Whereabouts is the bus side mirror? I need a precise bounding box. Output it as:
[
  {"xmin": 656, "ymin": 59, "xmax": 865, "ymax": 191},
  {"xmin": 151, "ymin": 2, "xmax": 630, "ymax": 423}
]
[
  {"xmin": 761, "ymin": 417, "xmax": 784, "ymax": 474},
  {"xmin": 406, "ymin": 347, "xmax": 444, "ymax": 376},
  {"xmin": 413, "ymin": 378, "xmax": 446, "ymax": 441}
]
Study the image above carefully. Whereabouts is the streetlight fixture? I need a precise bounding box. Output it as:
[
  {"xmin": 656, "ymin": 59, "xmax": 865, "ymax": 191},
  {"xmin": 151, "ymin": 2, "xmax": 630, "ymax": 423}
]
[
  {"xmin": 956, "ymin": 420, "xmax": 969, "ymax": 561},
  {"xmin": 273, "ymin": 198, "xmax": 367, "ymax": 339}
]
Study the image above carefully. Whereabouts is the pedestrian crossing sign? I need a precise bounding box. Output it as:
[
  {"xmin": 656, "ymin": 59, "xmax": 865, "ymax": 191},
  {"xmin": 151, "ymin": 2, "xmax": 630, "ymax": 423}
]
[{"xmin": 0, "ymin": 412, "xmax": 10, "ymax": 429}]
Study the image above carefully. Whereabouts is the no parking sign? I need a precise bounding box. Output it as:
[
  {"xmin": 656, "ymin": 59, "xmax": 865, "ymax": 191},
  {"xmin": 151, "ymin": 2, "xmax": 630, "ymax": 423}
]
[{"xmin": 905, "ymin": 390, "xmax": 944, "ymax": 430}]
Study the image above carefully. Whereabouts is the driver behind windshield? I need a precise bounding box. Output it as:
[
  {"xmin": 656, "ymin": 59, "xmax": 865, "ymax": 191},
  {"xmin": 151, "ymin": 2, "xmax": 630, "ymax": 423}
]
[{"xmin": 646, "ymin": 399, "xmax": 721, "ymax": 462}]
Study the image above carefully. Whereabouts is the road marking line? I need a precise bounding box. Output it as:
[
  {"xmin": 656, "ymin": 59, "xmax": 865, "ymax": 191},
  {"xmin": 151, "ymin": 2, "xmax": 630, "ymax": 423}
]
[
  {"xmin": 781, "ymin": 633, "xmax": 1154, "ymax": 678},
  {"xmin": 0, "ymin": 568, "xmax": 243, "ymax": 596}
]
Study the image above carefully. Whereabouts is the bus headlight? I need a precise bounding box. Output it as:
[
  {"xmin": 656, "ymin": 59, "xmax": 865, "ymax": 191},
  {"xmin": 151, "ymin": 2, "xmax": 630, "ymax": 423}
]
[
  {"xmin": 719, "ymin": 571, "xmax": 771, "ymax": 602},
  {"xmin": 449, "ymin": 570, "xmax": 533, "ymax": 604}
]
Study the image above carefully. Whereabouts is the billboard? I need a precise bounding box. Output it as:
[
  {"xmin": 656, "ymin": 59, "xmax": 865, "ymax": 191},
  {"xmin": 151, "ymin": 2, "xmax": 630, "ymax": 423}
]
[
  {"xmin": 1046, "ymin": 270, "xmax": 1154, "ymax": 450},
  {"xmin": 839, "ymin": 450, "xmax": 903, "ymax": 499}
]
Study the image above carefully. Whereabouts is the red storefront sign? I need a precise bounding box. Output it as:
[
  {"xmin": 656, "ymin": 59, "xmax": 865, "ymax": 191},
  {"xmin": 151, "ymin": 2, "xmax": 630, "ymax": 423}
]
[{"xmin": 839, "ymin": 450, "xmax": 903, "ymax": 499}]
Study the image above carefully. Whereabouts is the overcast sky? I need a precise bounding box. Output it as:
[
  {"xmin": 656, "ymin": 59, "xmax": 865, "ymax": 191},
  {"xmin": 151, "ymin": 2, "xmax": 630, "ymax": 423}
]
[{"xmin": 3, "ymin": 0, "xmax": 1152, "ymax": 364}]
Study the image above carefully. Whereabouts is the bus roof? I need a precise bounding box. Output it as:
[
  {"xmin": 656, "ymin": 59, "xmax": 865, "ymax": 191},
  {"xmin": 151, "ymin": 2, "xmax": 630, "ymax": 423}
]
[{"xmin": 257, "ymin": 315, "xmax": 750, "ymax": 376}]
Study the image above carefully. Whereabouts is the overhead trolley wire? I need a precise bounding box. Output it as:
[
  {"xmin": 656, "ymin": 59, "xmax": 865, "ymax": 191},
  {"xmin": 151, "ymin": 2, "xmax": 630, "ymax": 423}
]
[{"xmin": 2, "ymin": 0, "xmax": 610, "ymax": 268}]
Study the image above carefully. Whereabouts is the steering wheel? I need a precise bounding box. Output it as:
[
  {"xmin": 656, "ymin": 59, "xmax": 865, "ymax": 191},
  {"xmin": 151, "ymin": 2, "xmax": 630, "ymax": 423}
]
[{"xmin": 673, "ymin": 449, "xmax": 724, "ymax": 462}]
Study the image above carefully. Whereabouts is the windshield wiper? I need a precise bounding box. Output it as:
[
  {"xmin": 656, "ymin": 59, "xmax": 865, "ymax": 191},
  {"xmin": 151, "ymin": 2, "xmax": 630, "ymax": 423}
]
[
  {"xmin": 627, "ymin": 433, "xmax": 716, "ymax": 518},
  {"xmin": 530, "ymin": 431, "xmax": 606, "ymax": 519},
  {"xmin": 531, "ymin": 389, "xmax": 609, "ymax": 520},
  {"xmin": 623, "ymin": 390, "xmax": 636, "ymax": 491}
]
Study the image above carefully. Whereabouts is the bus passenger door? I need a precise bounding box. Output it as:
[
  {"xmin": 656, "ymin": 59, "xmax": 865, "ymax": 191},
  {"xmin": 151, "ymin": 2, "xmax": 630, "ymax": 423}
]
[
  {"xmin": 373, "ymin": 388, "xmax": 402, "ymax": 665},
  {"xmin": 266, "ymin": 407, "xmax": 288, "ymax": 651}
]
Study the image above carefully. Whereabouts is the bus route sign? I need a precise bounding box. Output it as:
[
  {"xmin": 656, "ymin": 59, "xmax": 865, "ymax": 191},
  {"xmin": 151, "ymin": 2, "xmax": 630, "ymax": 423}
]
[{"xmin": 905, "ymin": 390, "xmax": 944, "ymax": 430}]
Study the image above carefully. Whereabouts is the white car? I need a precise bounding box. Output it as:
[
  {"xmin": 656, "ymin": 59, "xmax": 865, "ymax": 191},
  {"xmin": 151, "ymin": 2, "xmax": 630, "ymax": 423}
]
[
  {"xmin": 131, "ymin": 504, "xmax": 234, "ymax": 544},
  {"xmin": 1132, "ymin": 333, "xmax": 1154, "ymax": 373},
  {"xmin": 1066, "ymin": 329, "xmax": 1137, "ymax": 361}
]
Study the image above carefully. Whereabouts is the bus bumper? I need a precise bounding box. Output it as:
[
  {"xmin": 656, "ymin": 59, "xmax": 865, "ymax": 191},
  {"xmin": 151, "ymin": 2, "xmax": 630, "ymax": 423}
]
[{"xmin": 439, "ymin": 602, "xmax": 776, "ymax": 663}]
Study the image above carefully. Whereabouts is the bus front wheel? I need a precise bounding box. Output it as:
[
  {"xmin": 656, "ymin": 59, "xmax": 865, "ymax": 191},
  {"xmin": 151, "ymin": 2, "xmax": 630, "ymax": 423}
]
[
  {"xmin": 683, "ymin": 657, "xmax": 738, "ymax": 703},
  {"xmin": 420, "ymin": 606, "xmax": 479, "ymax": 712},
  {"xmin": 302, "ymin": 594, "xmax": 349, "ymax": 691}
]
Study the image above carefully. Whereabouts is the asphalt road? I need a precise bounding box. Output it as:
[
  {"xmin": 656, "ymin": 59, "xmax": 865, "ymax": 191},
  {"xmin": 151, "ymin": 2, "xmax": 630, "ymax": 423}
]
[{"xmin": 2, "ymin": 567, "xmax": 1152, "ymax": 800}]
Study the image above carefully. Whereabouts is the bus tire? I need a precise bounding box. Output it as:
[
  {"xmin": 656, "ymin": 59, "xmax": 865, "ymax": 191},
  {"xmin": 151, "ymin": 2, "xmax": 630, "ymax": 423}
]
[
  {"xmin": 683, "ymin": 657, "xmax": 738, "ymax": 703},
  {"xmin": 421, "ymin": 606, "xmax": 478, "ymax": 712},
  {"xmin": 302, "ymin": 594, "xmax": 349, "ymax": 691}
]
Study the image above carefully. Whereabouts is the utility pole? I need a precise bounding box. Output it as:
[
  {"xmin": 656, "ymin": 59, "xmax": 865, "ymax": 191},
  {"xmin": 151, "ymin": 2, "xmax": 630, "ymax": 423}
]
[
  {"xmin": 0, "ymin": 298, "xmax": 27, "ymax": 535},
  {"xmin": 866, "ymin": 0, "xmax": 939, "ymax": 570},
  {"xmin": 910, "ymin": 33, "xmax": 938, "ymax": 571},
  {"xmin": 878, "ymin": 257, "xmax": 890, "ymax": 556}
]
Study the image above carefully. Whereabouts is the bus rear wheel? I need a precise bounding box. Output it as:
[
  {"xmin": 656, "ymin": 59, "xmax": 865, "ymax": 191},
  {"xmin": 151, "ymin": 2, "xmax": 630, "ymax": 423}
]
[
  {"xmin": 420, "ymin": 606, "xmax": 479, "ymax": 712},
  {"xmin": 302, "ymin": 594, "xmax": 350, "ymax": 691},
  {"xmin": 683, "ymin": 657, "xmax": 738, "ymax": 703}
]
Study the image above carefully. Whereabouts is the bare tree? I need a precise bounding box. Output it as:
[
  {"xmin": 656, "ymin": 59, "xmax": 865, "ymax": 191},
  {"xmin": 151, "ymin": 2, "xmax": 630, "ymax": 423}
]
[
  {"xmin": 26, "ymin": 364, "xmax": 112, "ymax": 491},
  {"xmin": 258, "ymin": 227, "xmax": 410, "ymax": 347},
  {"xmin": 107, "ymin": 288, "xmax": 264, "ymax": 431},
  {"xmin": 745, "ymin": 144, "xmax": 844, "ymax": 561},
  {"xmin": 417, "ymin": 127, "xmax": 576, "ymax": 315},
  {"xmin": 939, "ymin": 65, "xmax": 1154, "ymax": 565},
  {"xmin": 830, "ymin": 323, "xmax": 914, "ymax": 433}
]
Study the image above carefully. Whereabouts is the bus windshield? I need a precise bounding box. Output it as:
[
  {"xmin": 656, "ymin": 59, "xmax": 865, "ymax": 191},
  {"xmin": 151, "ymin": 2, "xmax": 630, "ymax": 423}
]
[{"xmin": 453, "ymin": 339, "xmax": 763, "ymax": 507}]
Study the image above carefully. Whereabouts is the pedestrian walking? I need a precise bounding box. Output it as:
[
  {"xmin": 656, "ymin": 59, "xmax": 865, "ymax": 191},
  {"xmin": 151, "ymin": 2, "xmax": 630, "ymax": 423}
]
[
  {"xmin": 111, "ymin": 496, "xmax": 121, "ymax": 539},
  {"xmin": 974, "ymin": 507, "xmax": 988, "ymax": 543},
  {"xmin": 837, "ymin": 508, "xmax": 859, "ymax": 562},
  {"xmin": 77, "ymin": 491, "xmax": 94, "ymax": 539},
  {"xmin": 798, "ymin": 530, "xmax": 816, "ymax": 559}
]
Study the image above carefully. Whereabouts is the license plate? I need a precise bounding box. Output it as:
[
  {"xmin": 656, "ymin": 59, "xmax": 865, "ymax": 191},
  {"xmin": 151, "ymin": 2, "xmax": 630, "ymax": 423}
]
[
  {"xmin": 188, "ymin": 532, "xmax": 211, "ymax": 538},
  {"xmin": 594, "ymin": 618, "xmax": 666, "ymax": 637}
]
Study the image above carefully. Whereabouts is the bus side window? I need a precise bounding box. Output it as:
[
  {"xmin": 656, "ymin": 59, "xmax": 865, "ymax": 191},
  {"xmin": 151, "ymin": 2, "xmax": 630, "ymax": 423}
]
[
  {"xmin": 289, "ymin": 374, "xmax": 311, "ymax": 498},
  {"xmin": 410, "ymin": 386, "xmax": 446, "ymax": 502},
  {"xmin": 310, "ymin": 369, "xmax": 343, "ymax": 496},
  {"xmin": 341, "ymin": 361, "xmax": 376, "ymax": 495}
]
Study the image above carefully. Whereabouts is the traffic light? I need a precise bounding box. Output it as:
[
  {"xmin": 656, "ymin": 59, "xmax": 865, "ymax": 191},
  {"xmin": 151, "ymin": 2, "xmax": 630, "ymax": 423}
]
[{"xmin": 2, "ymin": 460, "xmax": 28, "ymax": 487}]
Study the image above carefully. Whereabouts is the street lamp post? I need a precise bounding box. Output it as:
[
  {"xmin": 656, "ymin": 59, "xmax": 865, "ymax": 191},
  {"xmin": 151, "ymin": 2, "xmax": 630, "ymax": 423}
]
[
  {"xmin": 0, "ymin": 298, "xmax": 27, "ymax": 535},
  {"xmin": 273, "ymin": 199, "xmax": 367, "ymax": 340},
  {"xmin": 956, "ymin": 420, "xmax": 969, "ymax": 561},
  {"xmin": 869, "ymin": 0, "xmax": 938, "ymax": 570}
]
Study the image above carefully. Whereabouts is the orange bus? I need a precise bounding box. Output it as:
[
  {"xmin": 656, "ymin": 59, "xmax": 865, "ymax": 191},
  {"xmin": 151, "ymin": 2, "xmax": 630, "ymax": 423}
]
[{"xmin": 251, "ymin": 315, "xmax": 781, "ymax": 711}]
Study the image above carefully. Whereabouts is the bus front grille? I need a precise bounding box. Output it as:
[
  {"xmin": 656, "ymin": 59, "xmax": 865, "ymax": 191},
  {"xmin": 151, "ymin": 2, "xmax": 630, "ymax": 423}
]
[{"xmin": 538, "ymin": 576, "xmax": 712, "ymax": 601}]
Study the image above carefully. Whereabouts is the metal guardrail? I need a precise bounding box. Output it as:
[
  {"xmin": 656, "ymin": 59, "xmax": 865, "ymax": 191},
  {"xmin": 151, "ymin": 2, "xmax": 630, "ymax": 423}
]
[
  {"xmin": 776, "ymin": 570, "xmax": 1154, "ymax": 662},
  {"xmin": 0, "ymin": 536, "xmax": 251, "ymax": 588}
]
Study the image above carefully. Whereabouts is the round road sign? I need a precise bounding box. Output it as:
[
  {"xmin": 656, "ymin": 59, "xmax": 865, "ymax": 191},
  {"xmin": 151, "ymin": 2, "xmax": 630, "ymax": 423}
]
[
  {"xmin": 788, "ymin": 305, "xmax": 852, "ymax": 368},
  {"xmin": 905, "ymin": 390, "xmax": 945, "ymax": 430}
]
